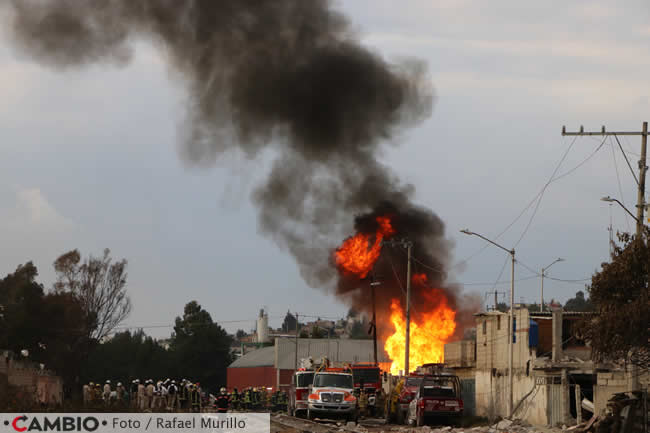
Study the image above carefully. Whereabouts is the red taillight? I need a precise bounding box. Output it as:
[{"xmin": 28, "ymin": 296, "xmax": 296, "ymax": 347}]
[{"xmin": 418, "ymin": 399, "xmax": 424, "ymax": 408}]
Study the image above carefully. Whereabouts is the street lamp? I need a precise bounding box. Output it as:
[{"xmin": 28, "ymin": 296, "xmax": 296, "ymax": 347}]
[
  {"xmin": 601, "ymin": 196, "xmax": 639, "ymax": 222},
  {"xmin": 540, "ymin": 258, "xmax": 564, "ymax": 312},
  {"xmin": 460, "ymin": 229, "xmax": 516, "ymax": 417}
]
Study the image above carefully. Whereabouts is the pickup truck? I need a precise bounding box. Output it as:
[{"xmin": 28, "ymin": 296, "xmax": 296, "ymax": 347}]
[
  {"xmin": 406, "ymin": 375, "xmax": 463, "ymax": 427},
  {"xmin": 307, "ymin": 370, "xmax": 358, "ymax": 422}
]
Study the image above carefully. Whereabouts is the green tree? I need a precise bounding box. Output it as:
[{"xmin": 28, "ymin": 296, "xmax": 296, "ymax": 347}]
[
  {"xmin": 310, "ymin": 326, "xmax": 325, "ymax": 339},
  {"xmin": 564, "ymin": 291, "xmax": 593, "ymax": 312},
  {"xmin": 235, "ymin": 329, "xmax": 246, "ymax": 340},
  {"xmin": 170, "ymin": 301, "xmax": 233, "ymax": 391},
  {"xmin": 584, "ymin": 232, "xmax": 650, "ymax": 368}
]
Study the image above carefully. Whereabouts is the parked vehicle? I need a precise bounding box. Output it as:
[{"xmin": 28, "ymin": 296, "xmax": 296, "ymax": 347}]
[
  {"xmin": 406, "ymin": 374, "xmax": 464, "ymax": 427},
  {"xmin": 397, "ymin": 375, "xmax": 424, "ymax": 423},
  {"xmin": 351, "ymin": 363, "xmax": 381, "ymax": 414},
  {"xmin": 307, "ymin": 368, "xmax": 358, "ymax": 422},
  {"xmin": 288, "ymin": 369, "xmax": 315, "ymax": 417}
]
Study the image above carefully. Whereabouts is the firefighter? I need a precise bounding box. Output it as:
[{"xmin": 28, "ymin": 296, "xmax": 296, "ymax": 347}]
[
  {"xmin": 358, "ymin": 388, "xmax": 368, "ymax": 419},
  {"xmin": 385, "ymin": 378, "xmax": 404, "ymax": 423},
  {"xmin": 83, "ymin": 383, "xmax": 91, "ymax": 407},
  {"xmin": 116, "ymin": 382, "xmax": 125, "ymax": 403},
  {"xmin": 178, "ymin": 380, "xmax": 188, "ymax": 411},
  {"xmin": 190, "ymin": 385, "xmax": 201, "ymax": 413},
  {"xmin": 251, "ymin": 387, "xmax": 259, "ymax": 410},
  {"xmin": 214, "ymin": 387, "xmax": 230, "ymax": 413},
  {"xmin": 145, "ymin": 379, "xmax": 155, "ymax": 411},
  {"xmin": 230, "ymin": 388, "xmax": 240, "ymax": 411},
  {"xmin": 278, "ymin": 391, "xmax": 287, "ymax": 412},
  {"xmin": 103, "ymin": 380, "xmax": 111, "ymax": 405},
  {"xmin": 166, "ymin": 380, "xmax": 178, "ymax": 411},
  {"xmin": 375, "ymin": 388, "xmax": 386, "ymax": 418},
  {"xmin": 270, "ymin": 390, "xmax": 277, "ymax": 412},
  {"xmin": 242, "ymin": 388, "xmax": 252, "ymax": 411},
  {"xmin": 260, "ymin": 387, "xmax": 268, "ymax": 411}
]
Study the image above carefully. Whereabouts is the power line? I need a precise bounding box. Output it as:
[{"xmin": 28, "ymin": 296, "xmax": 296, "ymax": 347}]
[
  {"xmin": 613, "ymin": 134, "xmax": 640, "ymax": 186},
  {"xmin": 610, "ymin": 137, "xmax": 632, "ymax": 232}
]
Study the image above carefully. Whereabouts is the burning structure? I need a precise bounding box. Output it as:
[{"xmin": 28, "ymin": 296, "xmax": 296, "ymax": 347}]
[{"xmin": 3, "ymin": 0, "xmax": 479, "ymax": 372}]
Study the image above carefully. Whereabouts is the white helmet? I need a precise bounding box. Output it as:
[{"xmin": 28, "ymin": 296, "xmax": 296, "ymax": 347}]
[
  {"xmin": 220, "ymin": 387, "xmax": 227, "ymax": 394},
  {"xmin": 106, "ymin": 380, "xmax": 110, "ymax": 384},
  {"xmin": 117, "ymin": 382, "xmax": 122, "ymax": 386}
]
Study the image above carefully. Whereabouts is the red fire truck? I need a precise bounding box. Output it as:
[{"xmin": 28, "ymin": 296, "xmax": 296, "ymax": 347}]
[
  {"xmin": 288, "ymin": 369, "xmax": 315, "ymax": 417},
  {"xmin": 350, "ymin": 363, "xmax": 382, "ymax": 414}
]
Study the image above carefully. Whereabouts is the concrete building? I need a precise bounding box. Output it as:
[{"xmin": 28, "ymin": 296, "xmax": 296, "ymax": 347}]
[
  {"xmin": 227, "ymin": 337, "xmax": 390, "ymax": 392},
  {"xmin": 473, "ymin": 307, "xmax": 649, "ymax": 427},
  {"xmin": 1, "ymin": 352, "xmax": 63, "ymax": 408}
]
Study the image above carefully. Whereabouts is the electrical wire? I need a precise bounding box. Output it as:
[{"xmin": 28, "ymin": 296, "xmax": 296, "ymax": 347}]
[
  {"xmin": 613, "ymin": 134, "xmax": 639, "ymax": 186},
  {"xmin": 610, "ymin": 136, "xmax": 632, "ymax": 232}
]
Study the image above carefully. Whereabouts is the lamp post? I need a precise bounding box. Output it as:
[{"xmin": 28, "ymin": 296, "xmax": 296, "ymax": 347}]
[
  {"xmin": 541, "ymin": 258, "xmax": 565, "ymax": 312},
  {"xmin": 601, "ymin": 196, "xmax": 640, "ymax": 225},
  {"xmin": 460, "ymin": 229, "xmax": 515, "ymax": 417}
]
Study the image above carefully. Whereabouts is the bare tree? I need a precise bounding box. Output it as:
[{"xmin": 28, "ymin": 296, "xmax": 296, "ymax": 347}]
[{"xmin": 53, "ymin": 248, "xmax": 131, "ymax": 341}]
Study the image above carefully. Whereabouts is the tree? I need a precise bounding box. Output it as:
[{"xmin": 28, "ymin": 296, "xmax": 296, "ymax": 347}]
[
  {"xmin": 170, "ymin": 301, "xmax": 233, "ymax": 391},
  {"xmin": 310, "ymin": 326, "xmax": 325, "ymax": 339},
  {"xmin": 583, "ymin": 232, "xmax": 650, "ymax": 369},
  {"xmin": 53, "ymin": 249, "xmax": 131, "ymax": 341},
  {"xmin": 564, "ymin": 291, "xmax": 593, "ymax": 312},
  {"xmin": 235, "ymin": 329, "xmax": 246, "ymax": 341}
]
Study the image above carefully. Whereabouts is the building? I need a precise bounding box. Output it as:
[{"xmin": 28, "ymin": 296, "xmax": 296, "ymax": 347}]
[
  {"xmin": 473, "ymin": 307, "xmax": 649, "ymax": 427},
  {"xmin": 227, "ymin": 337, "xmax": 390, "ymax": 392}
]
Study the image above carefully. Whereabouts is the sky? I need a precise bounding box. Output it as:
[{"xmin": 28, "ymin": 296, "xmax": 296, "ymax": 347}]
[{"xmin": 1, "ymin": 0, "xmax": 649, "ymax": 338}]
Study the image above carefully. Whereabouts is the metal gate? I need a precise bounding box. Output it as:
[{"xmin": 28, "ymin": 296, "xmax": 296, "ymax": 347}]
[
  {"xmin": 548, "ymin": 383, "xmax": 564, "ymax": 427},
  {"xmin": 461, "ymin": 379, "xmax": 476, "ymax": 417}
]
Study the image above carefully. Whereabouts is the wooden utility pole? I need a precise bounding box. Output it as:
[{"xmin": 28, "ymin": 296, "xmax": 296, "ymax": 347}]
[{"xmin": 562, "ymin": 122, "xmax": 648, "ymax": 237}]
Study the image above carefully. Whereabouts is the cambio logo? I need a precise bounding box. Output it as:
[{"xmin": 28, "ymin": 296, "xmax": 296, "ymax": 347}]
[{"xmin": 9, "ymin": 416, "xmax": 100, "ymax": 432}]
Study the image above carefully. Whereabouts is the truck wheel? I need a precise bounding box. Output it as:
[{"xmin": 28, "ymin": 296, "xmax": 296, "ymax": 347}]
[{"xmin": 307, "ymin": 409, "xmax": 315, "ymax": 420}]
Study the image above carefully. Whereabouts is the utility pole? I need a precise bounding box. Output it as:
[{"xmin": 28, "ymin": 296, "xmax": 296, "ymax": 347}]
[
  {"xmin": 484, "ymin": 290, "xmax": 505, "ymax": 311},
  {"xmin": 382, "ymin": 238, "xmax": 413, "ymax": 375},
  {"xmin": 370, "ymin": 278, "xmax": 380, "ymax": 366},
  {"xmin": 460, "ymin": 229, "xmax": 515, "ymax": 416},
  {"xmin": 541, "ymin": 258, "xmax": 564, "ymax": 312},
  {"xmin": 405, "ymin": 241, "xmax": 412, "ymax": 375},
  {"xmin": 562, "ymin": 123, "xmax": 648, "ymax": 237},
  {"xmin": 294, "ymin": 313, "xmax": 299, "ymax": 372}
]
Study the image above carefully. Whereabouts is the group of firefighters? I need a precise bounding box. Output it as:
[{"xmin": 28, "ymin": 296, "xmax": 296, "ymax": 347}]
[
  {"xmin": 219, "ymin": 387, "xmax": 289, "ymax": 412},
  {"xmin": 82, "ymin": 379, "xmax": 204, "ymax": 412},
  {"xmin": 81, "ymin": 380, "xmax": 288, "ymax": 413}
]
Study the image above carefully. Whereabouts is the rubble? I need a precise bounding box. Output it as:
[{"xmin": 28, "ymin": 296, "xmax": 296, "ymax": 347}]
[{"xmin": 496, "ymin": 419, "xmax": 513, "ymax": 430}]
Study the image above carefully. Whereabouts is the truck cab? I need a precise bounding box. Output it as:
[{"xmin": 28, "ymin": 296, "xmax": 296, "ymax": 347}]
[
  {"xmin": 307, "ymin": 369, "xmax": 358, "ymax": 422},
  {"xmin": 351, "ymin": 364, "xmax": 381, "ymax": 412}
]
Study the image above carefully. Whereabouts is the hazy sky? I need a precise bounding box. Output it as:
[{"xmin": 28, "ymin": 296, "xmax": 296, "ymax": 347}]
[{"xmin": 1, "ymin": 1, "xmax": 648, "ymax": 337}]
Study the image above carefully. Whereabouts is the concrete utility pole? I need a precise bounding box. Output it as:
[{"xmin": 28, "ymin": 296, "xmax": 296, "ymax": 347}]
[
  {"xmin": 405, "ymin": 241, "xmax": 412, "ymax": 375},
  {"xmin": 562, "ymin": 123, "xmax": 648, "ymax": 237},
  {"xmin": 460, "ymin": 229, "xmax": 515, "ymax": 416},
  {"xmin": 294, "ymin": 313, "xmax": 299, "ymax": 372},
  {"xmin": 382, "ymin": 238, "xmax": 413, "ymax": 375},
  {"xmin": 370, "ymin": 278, "xmax": 381, "ymax": 366},
  {"xmin": 541, "ymin": 258, "xmax": 564, "ymax": 312}
]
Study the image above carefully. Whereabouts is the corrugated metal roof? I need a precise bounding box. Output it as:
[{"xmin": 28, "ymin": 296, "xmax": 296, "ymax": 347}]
[
  {"xmin": 228, "ymin": 338, "xmax": 391, "ymax": 369},
  {"xmin": 276, "ymin": 338, "xmax": 390, "ymax": 370},
  {"xmin": 229, "ymin": 346, "xmax": 275, "ymax": 368}
]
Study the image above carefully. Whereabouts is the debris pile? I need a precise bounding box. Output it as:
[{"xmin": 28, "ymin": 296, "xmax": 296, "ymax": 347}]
[{"xmin": 577, "ymin": 391, "xmax": 648, "ymax": 433}]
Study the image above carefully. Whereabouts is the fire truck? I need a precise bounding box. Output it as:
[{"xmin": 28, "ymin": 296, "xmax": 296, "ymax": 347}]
[
  {"xmin": 350, "ymin": 363, "xmax": 382, "ymax": 414},
  {"xmin": 307, "ymin": 366, "xmax": 358, "ymax": 422},
  {"xmin": 288, "ymin": 359, "xmax": 316, "ymax": 417}
]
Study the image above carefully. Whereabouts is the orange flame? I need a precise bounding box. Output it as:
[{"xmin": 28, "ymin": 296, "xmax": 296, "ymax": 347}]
[
  {"xmin": 335, "ymin": 216, "xmax": 394, "ymax": 278},
  {"xmin": 384, "ymin": 273, "xmax": 456, "ymax": 375}
]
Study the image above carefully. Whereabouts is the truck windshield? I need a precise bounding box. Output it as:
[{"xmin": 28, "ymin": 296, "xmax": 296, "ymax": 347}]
[
  {"xmin": 405, "ymin": 377, "xmax": 423, "ymax": 387},
  {"xmin": 421, "ymin": 378, "xmax": 458, "ymax": 397},
  {"xmin": 352, "ymin": 368, "xmax": 380, "ymax": 384},
  {"xmin": 313, "ymin": 374, "xmax": 353, "ymax": 388},
  {"xmin": 296, "ymin": 373, "xmax": 314, "ymax": 387}
]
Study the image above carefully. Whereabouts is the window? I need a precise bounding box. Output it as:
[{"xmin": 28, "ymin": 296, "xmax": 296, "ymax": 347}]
[
  {"xmin": 497, "ymin": 315, "xmax": 501, "ymax": 330},
  {"xmin": 482, "ymin": 320, "xmax": 487, "ymax": 335},
  {"xmin": 313, "ymin": 373, "xmax": 353, "ymax": 388}
]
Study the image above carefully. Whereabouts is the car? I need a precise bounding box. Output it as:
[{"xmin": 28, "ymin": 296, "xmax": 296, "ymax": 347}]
[{"xmin": 406, "ymin": 375, "xmax": 463, "ymax": 427}]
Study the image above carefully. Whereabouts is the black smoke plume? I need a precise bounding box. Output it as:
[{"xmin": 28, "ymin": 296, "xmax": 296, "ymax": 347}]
[{"xmin": 4, "ymin": 0, "xmax": 475, "ymax": 336}]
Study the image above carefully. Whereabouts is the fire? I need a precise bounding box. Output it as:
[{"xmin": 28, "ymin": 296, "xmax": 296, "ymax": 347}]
[
  {"xmin": 334, "ymin": 216, "xmax": 394, "ymax": 278},
  {"xmin": 384, "ymin": 273, "xmax": 456, "ymax": 375}
]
